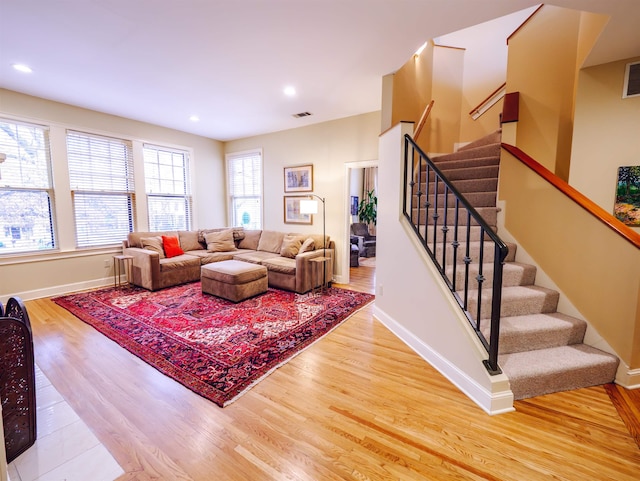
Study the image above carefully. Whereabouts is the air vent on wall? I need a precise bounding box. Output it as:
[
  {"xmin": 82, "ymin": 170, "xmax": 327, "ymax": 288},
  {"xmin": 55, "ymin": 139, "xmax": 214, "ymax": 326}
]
[
  {"xmin": 623, "ymin": 61, "xmax": 640, "ymax": 98},
  {"xmin": 292, "ymin": 112, "xmax": 312, "ymax": 118}
]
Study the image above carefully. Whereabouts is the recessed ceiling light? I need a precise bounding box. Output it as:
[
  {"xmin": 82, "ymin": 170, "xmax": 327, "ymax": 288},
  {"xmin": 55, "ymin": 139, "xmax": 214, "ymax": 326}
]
[
  {"xmin": 283, "ymin": 86, "xmax": 296, "ymax": 97},
  {"xmin": 189, "ymin": 115, "xmax": 200, "ymax": 122},
  {"xmin": 12, "ymin": 64, "xmax": 33, "ymax": 73}
]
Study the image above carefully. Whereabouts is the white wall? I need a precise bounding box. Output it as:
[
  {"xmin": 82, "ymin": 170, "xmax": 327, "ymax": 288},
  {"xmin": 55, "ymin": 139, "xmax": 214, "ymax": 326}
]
[
  {"xmin": 373, "ymin": 122, "xmax": 513, "ymax": 414},
  {"xmin": 224, "ymin": 111, "xmax": 381, "ymax": 283},
  {"xmin": 0, "ymin": 90, "xmax": 225, "ymax": 301}
]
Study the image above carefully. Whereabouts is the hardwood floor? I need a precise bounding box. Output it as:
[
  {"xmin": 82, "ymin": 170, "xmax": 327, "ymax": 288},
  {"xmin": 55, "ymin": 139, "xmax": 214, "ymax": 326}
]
[{"xmin": 26, "ymin": 263, "xmax": 639, "ymax": 480}]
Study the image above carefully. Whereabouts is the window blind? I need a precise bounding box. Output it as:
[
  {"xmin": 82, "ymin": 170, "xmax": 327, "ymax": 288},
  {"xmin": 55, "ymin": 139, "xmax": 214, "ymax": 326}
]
[
  {"xmin": 143, "ymin": 144, "xmax": 192, "ymax": 231},
  {"xmin": 0, "ymin": 119, "xmax": 56, "ymax": 253},
  {"xmin": 226, "ymin": 150, "xmax": 262, "ymax": 229},
  {"xmin": 67, "ymin": 130, "xmax": 135, "ymax": 247}
]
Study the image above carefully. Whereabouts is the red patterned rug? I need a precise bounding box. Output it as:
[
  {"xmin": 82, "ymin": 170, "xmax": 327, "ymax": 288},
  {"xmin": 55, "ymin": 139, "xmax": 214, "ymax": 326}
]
[{"xmin": 53, "ymin": 283, "xmax": 374, "ymax": 407}]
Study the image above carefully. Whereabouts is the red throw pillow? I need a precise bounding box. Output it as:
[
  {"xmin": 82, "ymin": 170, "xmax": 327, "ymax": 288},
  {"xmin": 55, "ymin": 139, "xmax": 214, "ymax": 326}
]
[{"xmin": 162, "ymin": 235, "xmax": 184, "ymax": 258}]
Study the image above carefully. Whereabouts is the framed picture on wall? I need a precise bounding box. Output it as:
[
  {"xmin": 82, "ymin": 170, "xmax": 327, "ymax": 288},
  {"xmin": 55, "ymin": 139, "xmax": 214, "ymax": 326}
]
[
  {"xmin": 350, "ymin": 196, "xmax": 359, "ymax": 215},
  {"xmin": 284, "ymin": 164, "xmax": 313, "ymax": 193},
  {"xmin": 614, "ymin": 166, "xmax": 640, "ymax": 226},
  {"xmin": 284, "ymin": 196, "xmax": 313, "ymax": 224}
]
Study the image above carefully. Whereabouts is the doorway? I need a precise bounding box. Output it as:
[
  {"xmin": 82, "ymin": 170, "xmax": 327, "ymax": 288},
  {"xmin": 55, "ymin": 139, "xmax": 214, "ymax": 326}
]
[{"xmin": 343, "ymin": 160, "xmax": 377, "ymax": 285}]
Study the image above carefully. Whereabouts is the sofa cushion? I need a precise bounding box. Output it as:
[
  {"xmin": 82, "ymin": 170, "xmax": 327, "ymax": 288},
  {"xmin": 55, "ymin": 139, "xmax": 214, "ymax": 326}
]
[
  {"xmin": 186, "ymin": 250, "xmax": 236, "ymax": 264},
  {"xmin": 261, "ymin": 257, "xmax": 296, "ymax": 275},
  {"xmin": 199, "ymin": 227, "xmax": 245, "ymax": 244},
  {"xmin": 204, "ymin": 229, "xmax": 236, "ymax": 252},
  {"xmin": 159, "ymin": 254, "xmax": 200, "ymax": 272},
  {"xmin": 280, "ymin": 234, "xmax": 305, "ymax": 258},
  {"xmin": 179, "ymin": 230, "xmax": 203, "ymax": 251},
  {"xmin": 257, "ymin": 230, "xmax": 284, "ymax": 253},
  {"xmin": 233, "ymin": 251, "xmax": 281, "ymax": 264},
  {"xmin": 129, "ymin": 231, "xmax": 178, "ymax": 249},
  {"xmin": 238, "ymin": 230, "xmax": 262, "ymax": 250},
  {"xmin": 162, "ymin": 235, "xmax": 184, "ymax": 258},
  {"xmin": 299, "ymin": 237, "xmax": 315, "ymax": 254},
  {"xmin": 140, "ymin": 236, "xmax": 165, "ymax": 259}
]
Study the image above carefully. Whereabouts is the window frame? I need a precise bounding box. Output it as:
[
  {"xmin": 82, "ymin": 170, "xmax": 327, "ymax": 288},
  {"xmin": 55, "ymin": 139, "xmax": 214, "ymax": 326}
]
[
  {"xmin": 0, "ymin": 118, "xmax": 57, "ymax": 255},
  {"xmin": 142, "ymin": 143, "xmax": 193, "ymax": 232},
  {"xmin": 226, "ymin": 149, "xmax": 263, "ymax": 230},
  {"xmin": 66, "ymin": 130, "xmax": 136, "ymax": 248}
]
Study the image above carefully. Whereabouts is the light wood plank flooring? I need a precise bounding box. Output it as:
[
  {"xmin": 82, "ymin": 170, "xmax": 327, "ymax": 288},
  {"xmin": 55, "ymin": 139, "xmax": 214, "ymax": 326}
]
[{"xmin": 26, "ymin": 263, "xmax": 639, "ymax": 480}]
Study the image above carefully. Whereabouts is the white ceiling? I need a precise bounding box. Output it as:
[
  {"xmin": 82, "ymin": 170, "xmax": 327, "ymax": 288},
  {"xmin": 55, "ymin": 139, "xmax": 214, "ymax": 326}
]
[{"xmin": 1, "ymin": 0, "xmax": 638, "ymax": 141}]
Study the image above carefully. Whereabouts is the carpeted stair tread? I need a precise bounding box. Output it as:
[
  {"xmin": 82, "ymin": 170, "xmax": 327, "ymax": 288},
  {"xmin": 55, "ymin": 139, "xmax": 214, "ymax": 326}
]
[
  {"xmin": 431, "ymin": 143, "xmax": 501, "ymax": 162},
  {"xmin": 500, "ymin": 345, "xmax": 619, "ymax": 400},
  {"xmin": 482, "ymin": 313, "xmax": 587, "ymax": 354},
  {"xmin": 423, "ymin": 225, "xmax": 495, "ymax": 242},
  {"xmin": 420, "ymin": 164, "xmax": 499, "ymax": 183},
  {"xmin": 425, "ymin": 155, "xmax": 500, "ymax": 172},
  {"xmin": 435, "ymin": 240, "xmax": 517, "ymax": 265},
  {"xmin": 425, "ymin": 191, "xmax": 497, "ymax": 208},
  {"xmin": 447, "ymin": 262, "xmax": 536, "ymax": 289},
  {"xmin": 421, "ymin": 177, "xmax": 498, "ymax": 194},
  {"xmin": 464, "ymin": 285, "xmax": 559, "ymax": 318},
  {"xmin": 412, "ymin": 206, "xmax": 498, "ymax": 227},
  {"xmin": 457, "ymin": 129, "xmax": 502, "ymax": 151}
]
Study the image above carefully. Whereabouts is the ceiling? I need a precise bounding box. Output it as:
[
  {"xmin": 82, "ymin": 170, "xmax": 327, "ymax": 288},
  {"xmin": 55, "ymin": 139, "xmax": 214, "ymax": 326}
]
[{"xmin": 1, "ymin": 0, "xmax": 638, "ymax": 141}]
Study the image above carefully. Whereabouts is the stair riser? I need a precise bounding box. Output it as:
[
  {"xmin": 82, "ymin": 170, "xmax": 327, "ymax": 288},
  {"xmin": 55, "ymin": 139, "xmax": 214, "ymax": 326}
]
[
  {"xmin": 431, "ymin": 143, "xmax": 501, "ymax": 162},
  {"xmin": 426, "ymin": 155, "xmax": 500, "ymax": 172},
  {"xmin": 420, "ymin": 165, "xmax": 499, "ymax": 183},
  {"xmin": 432, "ymin": 241, "xmax": 516, "ymax": 265},
  {"xmin": 411, "ymin": 208, "xmax": 498, "ymax": 227},
  {"xmin": 422, "ymin": 225, "xmax": 492, "ymax": 242},
  {"xmin": 446, "ymin": 263, "xmax": 536, "ymax": 290},
  {"xmin": 413, "ymin": 192, "xmax": 497, "ymax": 208},
  {"xmin": 465, "ymin": 289, "xmax": 559, "ymax": 319},
  {"xmin": 413, "ymin": 178, "xmax": 498, "ymax": 194}
]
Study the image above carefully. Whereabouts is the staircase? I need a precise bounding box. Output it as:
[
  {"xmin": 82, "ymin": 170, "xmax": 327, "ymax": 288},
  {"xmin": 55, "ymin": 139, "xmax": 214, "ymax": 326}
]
[{"xmin": 422, "ymin": 130, "xmax": 619, "ymax": 400}]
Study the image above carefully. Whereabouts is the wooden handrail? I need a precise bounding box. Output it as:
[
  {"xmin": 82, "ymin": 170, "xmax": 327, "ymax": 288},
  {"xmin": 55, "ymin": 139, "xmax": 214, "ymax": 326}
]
[
  {"xmin": 469, "ymin": 82, "xmax": 506, "ymax": 119},
  {"xmin": 501, "ymin": 143, "xmax": 640, "ymax": 249},
  {"xmin": 413, "ymin": 100, "xmax": 434, "ymax": 141}
]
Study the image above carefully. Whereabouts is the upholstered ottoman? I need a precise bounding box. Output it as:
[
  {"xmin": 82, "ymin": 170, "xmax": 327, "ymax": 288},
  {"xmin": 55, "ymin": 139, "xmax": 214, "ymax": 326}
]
[{"xmin": 201, "ymin": 260, "xmax": 268, "ymax": 302}]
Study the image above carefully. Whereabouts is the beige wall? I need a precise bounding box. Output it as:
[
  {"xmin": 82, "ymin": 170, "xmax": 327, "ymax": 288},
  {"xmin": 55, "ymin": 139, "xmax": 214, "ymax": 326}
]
[
  {"xmin": 224, "ymin": 111, "xmax": 381, "ymax": 283},
  {"xmin": 429, "ymin": 46, "xmax": 464, "ymax": 153},
  {"xmin": 0, "ymin": 90, "xmax": 225, "ymax": 301},
  {"xmin": 570, "ymin": 57, "xmax": 640, "ymax": 234},
  {"xmin": 505, "ymin": 5, "xmax": 582, "ymax": 180},
  {"xmin": 499, "ymin": 150, "xmax": 640, "ymax": 371}
]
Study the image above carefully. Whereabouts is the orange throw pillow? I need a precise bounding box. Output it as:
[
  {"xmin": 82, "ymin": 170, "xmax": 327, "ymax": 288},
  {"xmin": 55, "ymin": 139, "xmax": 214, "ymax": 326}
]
[{"xmin": 162, "ymin": 235, "xmax": 184, "ymax": 258}]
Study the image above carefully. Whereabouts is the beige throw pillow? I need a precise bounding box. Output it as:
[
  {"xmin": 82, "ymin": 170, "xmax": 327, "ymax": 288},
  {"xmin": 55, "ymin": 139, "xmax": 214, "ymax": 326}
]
[
  {"xmin": 179, "ymin": 231, "xmax": 203, "ymax": 251},
  {"xmin": 298, "ymin": 237, "xmax": 315, "ymax": 254},
  {"xmin": 257, "ymin": 230, "xmax": 285, "ymax": 253},
  {"xmin": 140, "ymin": 236, "xmax": 165, "ymax": 259},
  {"xmin": 238, "ymin": 230, "xmax": 262, "ymax": 250},
  {"xmin": 204, "ymin": 229, "xmax": 236, "ymax": 252},
  {"xmin": 280, "ymin": 234, "xmax": 305, "ymax": 259},
  {"xmin": 308, "ymin": 234, "xmax": 329, "ymax": 250}
]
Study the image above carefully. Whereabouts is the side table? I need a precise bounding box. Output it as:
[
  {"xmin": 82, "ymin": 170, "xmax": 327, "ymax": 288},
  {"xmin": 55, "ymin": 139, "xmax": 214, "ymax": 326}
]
[
  {"xmin": 309, "ymin": 256, "xmax": 331, "ymax": 294},
  {"xmin": 113, "ymin": 255, "xmax": 133, "ymax": 287}
]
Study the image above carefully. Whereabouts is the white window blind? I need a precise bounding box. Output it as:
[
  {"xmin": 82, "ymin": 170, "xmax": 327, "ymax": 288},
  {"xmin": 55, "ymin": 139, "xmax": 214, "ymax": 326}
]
[
  {"xmin": 226, "ymin": 150, "xmax": 262, "ymax": 229},
  {"xmin": 0, "ymin": 119, "xmax": 56, "ymax": 254},
  {"xmin": 143, "ymin": 144, "xmax": 192, "ymax": 231},
  {"xmin": 67, "ymin": 130, "xmax": 135, "ymax": 247}
]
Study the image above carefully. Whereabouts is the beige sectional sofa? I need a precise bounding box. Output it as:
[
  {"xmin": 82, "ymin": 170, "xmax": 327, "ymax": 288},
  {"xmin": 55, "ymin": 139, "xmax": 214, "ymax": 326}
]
[{"xmin": 123, "ymin": 227, "xmax": 334, "ymax": 293}]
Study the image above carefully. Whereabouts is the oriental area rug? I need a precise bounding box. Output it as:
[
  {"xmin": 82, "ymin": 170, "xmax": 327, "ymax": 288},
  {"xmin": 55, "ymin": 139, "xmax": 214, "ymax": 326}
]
[{"xmin": 52, "ymin": 283, "xmax": 374, "ymax": 407}]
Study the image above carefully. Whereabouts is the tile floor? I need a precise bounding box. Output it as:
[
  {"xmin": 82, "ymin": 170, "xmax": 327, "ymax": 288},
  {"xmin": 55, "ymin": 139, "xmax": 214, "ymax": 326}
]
[{"xmin": 7, "ymin": 365, "xmax": 123, "ymax": 481}]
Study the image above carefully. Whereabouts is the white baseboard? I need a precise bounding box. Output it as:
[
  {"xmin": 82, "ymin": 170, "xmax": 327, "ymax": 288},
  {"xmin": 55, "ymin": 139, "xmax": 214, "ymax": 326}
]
[
  {"xmin": 372, "ymin": 305, "xmax": 514, "ymax": 415},
  {"xmin": 1, "ymin": 277, "xmax": 113, "ymax": 304},
  {"xmin": 615, "ymin": 366, "xmax": 640, "ymax": 389}
]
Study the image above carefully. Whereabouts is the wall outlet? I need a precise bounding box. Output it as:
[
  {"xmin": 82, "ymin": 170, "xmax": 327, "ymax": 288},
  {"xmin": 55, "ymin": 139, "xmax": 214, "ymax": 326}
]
[{"xmin": 104, "ymin": 259, "xmax": 111, "ymax": 268}]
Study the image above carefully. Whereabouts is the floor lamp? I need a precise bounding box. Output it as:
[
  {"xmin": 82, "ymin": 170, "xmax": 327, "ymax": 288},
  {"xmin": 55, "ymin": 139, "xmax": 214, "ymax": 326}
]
[{"xmin": 299, "ymin": 195, "xmax": 326, "ymax": 289}]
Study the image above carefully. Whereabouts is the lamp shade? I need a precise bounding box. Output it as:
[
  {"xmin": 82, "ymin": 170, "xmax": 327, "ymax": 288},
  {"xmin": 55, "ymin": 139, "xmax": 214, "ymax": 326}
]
[{"xmin": 299, "ymin": 199, "xmax": 318, "ymax": 215}]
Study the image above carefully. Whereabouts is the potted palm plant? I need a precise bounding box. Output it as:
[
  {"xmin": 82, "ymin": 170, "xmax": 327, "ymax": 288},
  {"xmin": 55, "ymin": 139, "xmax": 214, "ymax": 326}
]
[{"xmin": 358, "ymin": 189, "xmax": 377, "ymax": 226}]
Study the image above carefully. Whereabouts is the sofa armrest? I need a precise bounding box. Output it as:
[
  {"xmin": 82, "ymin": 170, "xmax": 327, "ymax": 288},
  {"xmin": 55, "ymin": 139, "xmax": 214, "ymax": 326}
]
[
  {"xmin": 124, "ymin": 247, "xmax": 161, "ymax": 290},
  {"xmin": 295, "ymin": 249, "xmax": 334, "ymax": 292}
]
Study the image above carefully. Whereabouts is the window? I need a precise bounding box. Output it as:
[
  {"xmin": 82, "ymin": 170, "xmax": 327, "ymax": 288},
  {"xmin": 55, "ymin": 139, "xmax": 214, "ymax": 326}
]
[
  {"xmin": 143, "ymin": 144, "xmax": 192, "ymax": 231},
  {"xmin": 0, "ymin": 119, "xmax": 56, "ymax": 254},
  {"xmin": 67, "ymin": 131, "xmax": 135, "ymax": 247},
  {"xmin": 226, "ymin": 150, "xmax": 262, "ymax": 229}
]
